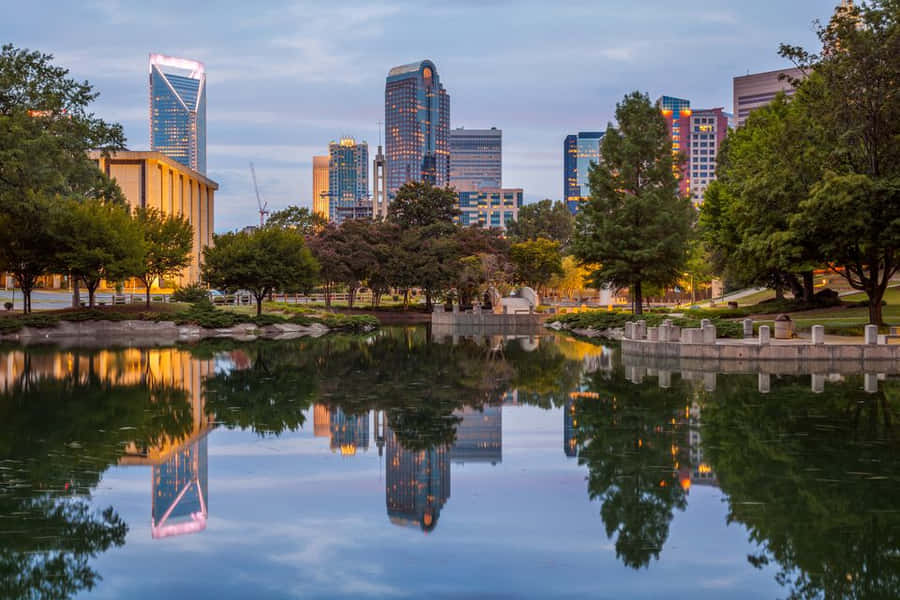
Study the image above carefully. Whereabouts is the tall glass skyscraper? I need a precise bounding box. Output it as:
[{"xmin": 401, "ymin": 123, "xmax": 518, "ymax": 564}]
[
  {"xmin": 385, "ymin": 60, "xmax": 450, "ymax": 198},
  {"xmin": 149, "ymin": 53, "xmax": 207, "ymax": 174},
  {"xmin": 328, "ymin": 137, "xmax": 370, "ymax": 224},
  {"xmin": 659, "ymin": 95, "xmax": 691, "ymax": 198},
  {"xmin": 449, "ymin": 127, "xmax": 501, "ymax": 192},
  {"xmin": 563, "ymin": 131, "xmax": 604, "ymax": 214}
]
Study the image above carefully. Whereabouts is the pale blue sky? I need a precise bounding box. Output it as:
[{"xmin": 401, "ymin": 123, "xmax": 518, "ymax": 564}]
[{"xmin": 5, "ymin": 0, "xmax": 835, "ymax": 231}]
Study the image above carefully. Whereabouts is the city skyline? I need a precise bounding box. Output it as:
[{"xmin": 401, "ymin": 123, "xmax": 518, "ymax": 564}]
[{"xmin": 4, "ymin": 0, "xmax": 832, "ymax": 231}]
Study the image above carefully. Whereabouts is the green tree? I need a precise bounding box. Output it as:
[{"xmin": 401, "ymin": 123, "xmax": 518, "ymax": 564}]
[
  {"xmin": 54, "ymin": 199, "xmax": 144, "ymax": 307},
  {"xmin": 506, "ymin": 198, "xmax": 575, "ymax": 247},
  {"xmin": 388, "ymin": 181, "xmax": 460, "ymax": 228},
  {"xmin": 403, "ymin": 223, "xmax": 462, "ymax": 311},
  {"xmin": 572, "ymin": 91, "xmax": 693, "ymax": 314},
  {"xmin": 266, "ymin": 205, "xmax": 327, "ymax": 235},
  {"xmin": 509, "ymin": 238, "xmax": 564, "ymax": 292},
  {"xmin": 0, "ymin": 45, "xmax": 125, "ymax": 313},
  {"xmin": 780, "ymin": 1, "xmax": 900, "ymax": 324},
  {"xmin": 202, "ymin": 227, "xmax": 319, "ymax": 316},
  {"xmin": 134, "ymin": 206, "xmax": 194, "ymax": 307}
]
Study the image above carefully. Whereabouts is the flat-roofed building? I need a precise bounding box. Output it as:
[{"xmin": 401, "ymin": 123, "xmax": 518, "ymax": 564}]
[
  {"xmin": 312, "ymin": 155, "xmax": 330, "ymax": 221},
  {"xmin": 450, "ymin": 127, "xmax": 501, "ymax": 192},
  {"xmin": 89, "ymin": 150, "xmax": 216, "ymax": 285},
  {"xmin": 733, "ymin": 67, "xmax": 804, "ymax": 127},
  {"xmin": 688, "ymin": 108, "xmax": 731, "ymax": 205},
  {"xmin": 457, "ymin": 188, "xmax": 523, "ymax": 231}
]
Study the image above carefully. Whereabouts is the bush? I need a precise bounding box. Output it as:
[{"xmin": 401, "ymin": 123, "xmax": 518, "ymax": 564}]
[
  {"xmin": 251, "ymin": 314, "xmax": 288, "ymax": 327},
  {"xmin": 171, "ymin": 283, "xmax": 211, "ymax": 304},
  {"xmin": 173, "ymin": 303, "xmax": 242, "ymax": 328},
  {"xmin": 556, "ymin": 310, "xmax": 743, "ymax": 338}
]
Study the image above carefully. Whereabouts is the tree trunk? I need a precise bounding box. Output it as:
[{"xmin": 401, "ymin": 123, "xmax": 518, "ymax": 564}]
[
  {"xmin": 774, "ymin": 284, "xmax": 785, "ymax": 301},
  {"xmin": 255, "ymin": 293, "xmax": 264, "ymax": 316},
  {"xmin": 325, "ymin": 283, "xmax": 332, "ymax": 308},
  {"xmin": 425, "ymin": 290, "xmax": 433, "ymax": 312},
  {"xmin": 22, "ymin": 288, "xmax": 30, "ymax": 314},
  {"xmin": 348, "ymin": 287, "xmax": 356, "ymax": 309},
  {"xmin": 72, "ymin": 277, "xmax": 80, "ymax": 308},
  {"xmin": 87, "ymin": 284, "xmax": 97, "ymax": 308},
  {"xmin": 633, "ymin": 281, "xmax": 643, "ymax": 315},
  {"xmin": 802, "ymin": 271, "xmax": 815, "ymax": 303},
  {"xmin": 404, "ymin": 289, "xmax": 409, "ymax": 310},
  {"xmin": 143, "ymin": 277, "xmax": 152, "ymax": 307},
  {"xmin": 869, "ymin": 297, "xmax": 883, "ymax": 326}
]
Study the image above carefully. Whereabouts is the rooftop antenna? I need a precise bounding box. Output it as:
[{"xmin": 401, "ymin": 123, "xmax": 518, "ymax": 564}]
[
  {"xmin": 377, "ymin": 120, "xmax": 383, "ymax": 146},
  {"xmin": 250, "ymin": 162, "xmax": 268, "ymax": 227}
]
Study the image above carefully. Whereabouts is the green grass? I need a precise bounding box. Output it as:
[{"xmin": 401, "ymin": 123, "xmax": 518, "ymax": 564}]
[{"xmin": 840, "ymin": 286, "xmax": 900, "ymax": 305}]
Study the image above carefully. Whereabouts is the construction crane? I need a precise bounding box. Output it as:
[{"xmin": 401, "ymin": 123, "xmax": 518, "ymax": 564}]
[{"xmin": 250, "ymin": 162, "xmax": 269, "ymax": 227}]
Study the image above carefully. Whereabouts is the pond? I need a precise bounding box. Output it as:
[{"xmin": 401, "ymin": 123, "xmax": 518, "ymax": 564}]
[{"xmin": 0, "ymin": 328, "xmax": 898, "ymax": 599}]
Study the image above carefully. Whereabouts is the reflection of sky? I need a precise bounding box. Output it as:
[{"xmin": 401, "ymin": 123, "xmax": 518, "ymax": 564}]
[{"xmin": 83, "ymin": 405, "xmax": 780, "ymax": 599}]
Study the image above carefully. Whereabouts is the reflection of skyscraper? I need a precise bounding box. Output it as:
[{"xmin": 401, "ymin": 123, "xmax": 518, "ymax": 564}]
[
  {"xmin": 684, "ymin": 401, "xmax": 717, "ymax": 491},
  {"xmin": 450, "ymin": 406, "xmax": 502, "ymax": 465},
  {"xmin": 385, "ymin": 426, "xmax": 449, "ymax": 531},
  {"xmin": 564, "ymin": 397, "xmax": 577, "ymax": 458},
  {"xmin": 330, "ymin": 408, "xmax": 369, "ymax": 455},
  {"xmin": 149, "ymin": 53, "xmax": 206, "ymax": 174},
  {"xmin": 313, "ymin": 404, "xmax": 331, "ymax": 438},
  {"xmin": 152, "ymin": 436, "xmax": 208, "ymax": 539}
]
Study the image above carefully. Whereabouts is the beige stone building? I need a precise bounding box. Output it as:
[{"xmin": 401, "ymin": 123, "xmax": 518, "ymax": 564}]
[
  {"xmin": 89, "ymin": 150, "xmax": 217, "ymax": 285},
  {"xmin": 732, "ymin": 67, "xmax": 804, "ymax": 128},
  {"xmin": 312, "ymin": 155, "xmax": 329, "ymax": 221}
]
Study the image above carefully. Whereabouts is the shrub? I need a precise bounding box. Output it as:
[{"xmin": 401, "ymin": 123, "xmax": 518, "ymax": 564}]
[
  {"xmin": 171, "ymin": 283, "xmax": 211, "ymax": 304},
  {"xmin": 3, "ymin": 302, "xmax": 12, "ymax": 311},
  {"xmin": 173, "ymin": 303, "xmax": 242, "ymax": 328},
  {"xmin": 251, "ymin": 314, "xmax": 288, "ymax": 327}
]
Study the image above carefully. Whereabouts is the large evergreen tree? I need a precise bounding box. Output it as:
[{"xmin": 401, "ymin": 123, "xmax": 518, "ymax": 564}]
[{"xmin": 572, "ymin": 91, "xmax": 693, "ymax": 314}]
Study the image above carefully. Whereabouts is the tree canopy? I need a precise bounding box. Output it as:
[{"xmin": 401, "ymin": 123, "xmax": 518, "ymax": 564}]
[
  {"xmin": 506, "ymin": 199, "xmax": 575, "ymax": 248},
  {"xmin": 388, "ymin": 181, "xmax": 460, "ymax": 229}
]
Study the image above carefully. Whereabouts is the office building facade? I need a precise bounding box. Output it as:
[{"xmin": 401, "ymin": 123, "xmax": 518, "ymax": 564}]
[
  {"xmin": 733, "ymin": 68, "xmax": 804, "ymax": 128},
  {"xmin": 563, "ymin": 131, "xmax": 604, "ymax": 214},
  {"xmin": 385, "ymin": 60, "xmax": 450, "ymax": 197},
  {"xmin": 659, "ymin": 96, "xmax": 692, "ymax": 198},
  {"xmin": 312, "ymin": 156, "xmax": 330, "ymax": 221},
  {"xmin": 89, "ymin": 150, "xmax": 216, "ymax": 285},
  {"xmin": 449, "ymin": 127, "xmax": 501, "ymax": 192},
  {"xmin": 385, "ymin": 426, "xmax": 450, "ymax": 531},
  {"xmin": 149, "ymin": 53, "xmax": 207, "ymax": 174},
  {"xmin": 450, "ymin": 406, "xmax": 502, "ymax": 465},
  {"xmin": 327, "ymin": 137, "xmax": 370, "ymax": 224},
  {"xmin": 688, "ymin": 108, "xmax": 730, "ymax": 205},
  {"xmin": 457, "ymin": 188, "xmax": 523, "ymax": 231}
]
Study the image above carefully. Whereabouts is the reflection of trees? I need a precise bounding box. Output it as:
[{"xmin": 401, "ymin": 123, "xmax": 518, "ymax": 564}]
[
  {"xmin": 504, "ymin": 338, "xmax": 583, "ymax": 408},
  {"xmin": 702, "ymin": 375, "xmax": 900, "ymax": 600},
  {"xmin": 572, "ymin": 367, "xmax": 691, "ymax": 568},
  {"xmin": 0, "ymin": 355, "xmax": 194, "ymax": 600}
]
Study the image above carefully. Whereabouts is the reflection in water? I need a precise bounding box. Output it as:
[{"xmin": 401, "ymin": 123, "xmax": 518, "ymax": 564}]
[{"xmin": 1, "ymin": 331, "xmax": 899, "ymax": 598}]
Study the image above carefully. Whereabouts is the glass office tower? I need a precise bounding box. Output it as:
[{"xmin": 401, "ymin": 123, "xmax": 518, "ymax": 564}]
[
  {"xmin": 563, "ymin": 131, "xmax": 604, "ymax": 214},
  {"xmin": 328, "ymin": 137, "xmax": 370, "ymax": 224},
  {"xmin": 385, "ymin": 60, "xmax": 450, "ymax": 198},
  {"xmin": 659, "ymin": 95, "xmax": 691, "ymax": 198},
  {"xmin": 449, "ymin": 127, "xmax": 501, "ymax": 192},
  {"xmin": 149, "ymin": 53, "xmax": 207, "ymax": 174}
]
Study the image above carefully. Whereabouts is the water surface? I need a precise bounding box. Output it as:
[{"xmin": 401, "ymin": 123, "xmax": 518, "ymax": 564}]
[{"xmin": 0, "ymin": 328, "xmax": 897, "ymax": 599}]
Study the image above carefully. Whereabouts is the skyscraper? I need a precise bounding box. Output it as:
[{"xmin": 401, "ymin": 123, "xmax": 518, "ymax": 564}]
[
  {"xmin": 687, "ymin": 108, "xmax": 731, "ymax": 205},
  {"xmin": 659, "ymin": 96, "xmax": 691, "ymax": 198},
  {"xmin": 312, "ymin": 156, "xmax": 330, "ymax": 221},
  {"xmin": 563, "ymin": 131, "xmax": 604, "ymax": 214},
  {"xmin": 733, "ymin": 68, "xmax": 804, "ymax": 128},
  {"xmin": 385, "ymin": 60, "xmax": 450, "ymax": 198},
  {"xmin": 449, "ymin": 127, "xmax": 501, "ymax": 192},
  {"xmin": 149, "ymin": 53, "xmax": 206, "ymax": 174},
  {"xmin": 327, "ymin": 137, "xmax": 370, "ymax": 224}
]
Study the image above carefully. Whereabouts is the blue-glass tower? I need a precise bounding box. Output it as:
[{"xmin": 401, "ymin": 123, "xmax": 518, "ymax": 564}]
[
  {"xmin": 328, "ymin": 137, "xmax": 370, "ymax": 224},
  {"xmin": 563, "ymin": 131, "xmax": 604, "ymax": 214},
  {"xmin": 150, "ymin": 53, "xmax": 207, "ymax": 174},
  {"xmin": 385, "ymin": 60, "xmax": 450, "ymax": 198}
]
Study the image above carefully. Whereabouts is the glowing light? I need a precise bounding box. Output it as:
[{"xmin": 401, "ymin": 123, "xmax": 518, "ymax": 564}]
[{"xmin": 149, "ymin": 53, "xmax": 205, "ymax": 78}]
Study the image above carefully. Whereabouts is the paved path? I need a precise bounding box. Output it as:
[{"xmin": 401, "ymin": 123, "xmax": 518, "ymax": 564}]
[{"xmin": 0, "ymin": 289, "xmax": 169, "ymax": 311}]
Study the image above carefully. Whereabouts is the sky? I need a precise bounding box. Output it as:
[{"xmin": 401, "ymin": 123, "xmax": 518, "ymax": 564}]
[{"xmin": 5, "ymin": 0, "xmax": 836, "ymax": 232}]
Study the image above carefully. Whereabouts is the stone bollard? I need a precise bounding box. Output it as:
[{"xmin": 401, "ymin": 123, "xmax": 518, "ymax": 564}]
[
  {"xmin": 811, "ymin": 373, "xmax": 825, "ymax": 393},
  {"xmin": 624, "ymin": 322, "xmax": 634, "ymax": 340},
  {"xmin": 700, "ymin": 318, "xmax": 711, "ymax": 329},
  {"xmin": 658, "ymin": 370, "xmax": 671, "ymax": 389},
  {"xmin": 433, "ymin": 304, "xmax": 444, "ymax": 313},
  {"xmin": 702, "ymin": 324, "xmax": 716, "ymax": 345},
  {"xmin": 758, "ymin": 373, "xmax": 771, "ymax": 394},
  {"xmin": 658, "ymin": 324, "xmax": 669, "ymax": 342},
  {"xmin": 452, "ymin": 302, "xmax": 460, "ymax": 314},
  {"xmin": 811, "ymin": 325, "xmax": 825, "ymax": 345},
  {"xmin": 703, "ymin": 372, "xmax": 717, "ymax": 392},
  {"xmin": 864, "ymin": 373, "xmax": 878, "ymax": 393},
  {"xmin": 647, "ymin": 326, "xmax": 659, "ymax": 341},
  {"xmin": 743, "ymin": 319, "xmax": 753, "ymax": 339},
  {"xmin": 637, "ymin": 320, "xmax": 647, "ymax": 339},
  {"xmin": 758, "ymin": 325, "xmax": 771, "ymax": 346},
  {"xmin": 865, "ymin": 324, "xmax": 878, "ymax": 345},
  {"xmin": 662, "ymin": 319, "xmax": 673, "ymax": 327}
]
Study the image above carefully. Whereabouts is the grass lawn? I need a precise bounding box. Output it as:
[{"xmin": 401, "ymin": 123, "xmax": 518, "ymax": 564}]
[
  {"xmin": 840, "ymin": 286, "xmax": 900, "ymax": 305},
  {"xmin": 735, "ymin": 289, "xmax": 775, "ymax": 306}
]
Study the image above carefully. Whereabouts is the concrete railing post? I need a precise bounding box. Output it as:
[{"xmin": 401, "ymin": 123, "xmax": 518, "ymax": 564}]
[
  {"xmin": 702, "ymin": 324, "xmax": 716, "ymax": 345},
  {"xmin": 647, "ymin": 326, "xmax": 659, "ymax": 341},
  {"xmin": 758, "ymin": 325, "xmax": 771, "ymax": 346},
  {"xmin": 658, "ymin": 370, "xmax": 671, "ymax": 389},
  {"xmin": 743, "ymin": 318, "xmax": 753, "ymax": 339},
  {"xmin": 865, "ymin": 324, "xmax": 878, "ymax": 345},
  {"xmin": 624, "ymin": 322, "xmax": 634, "ymax": 340},
  {"xmin": 811, "ymin": 325, "xmax": 825, "ymax": 345},
  {"xmin": 865, "ymin": 373, "xmax": 878, "ymax": 393},
  {"xmin": 758, "ymin": 373, "xmax": 770, "ymax": 394},
  {"xmin": 700, "ymin": 318, "xmax": 711, "ymax": 329},
  {"xmin": 811, "ymin": 373, "xmax": 825, "ymax": 393}
]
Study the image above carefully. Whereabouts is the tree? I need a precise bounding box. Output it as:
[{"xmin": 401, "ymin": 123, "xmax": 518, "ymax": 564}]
[
  {"xmin": 403, "ymin": 223, "xmax": 462, "ymax": 311},
  {"xmin": 779, "ymin": 1, "xmax": 900, "ymax": 324},
  {"xmin": 548, "ymin": 255, "xmax": 590, "ymax": 301},
  {"xmin": 54, "ymin": 200, "xmax": 144, "ymax": 307},
  {"xmin": 572, "ymin": 91, "xmax": 693, "ymax": 314},
  {"xmin": 509, "ymin": 238, "xmax": 564, "ymax": 292},
  {"xmin": 388, "ymin": 181, "xmax": 460, "ymax": 228},
  {"xmin": 266, "ymin": 205, "xmax": 327, "ymax": 236},
  {"xmin": 202, "ymin": 227, "xmax": 319, "ymax": 316},
  {"xmin": 0, "ymin": 45, "xmax": 125, "ymax": 313},
  {"xmin": 134, "ymin": 207, "xmax": 193, "ymax": 307},
  {"xmin": 506, "ymin": 199, "xmax": 575, "ymax": 247}
]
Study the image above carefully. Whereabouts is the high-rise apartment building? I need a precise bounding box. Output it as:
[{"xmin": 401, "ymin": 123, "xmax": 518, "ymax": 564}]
[
  {"xmin": 733, "ymin": 68, "xmax": 804, "ymax": 127},
  {"xmin": 688, "ymin": 108, "xmax": 731, "ymax": 205},
  {"xmin": 385, "ymin": 60, "xmax": 450, "ymax": 198},
  {"xmin": 149, "ymin": 53, "xmax": 206, "ymax": 174},
  {"xmin": 327, "ymin": 137, "xmax": 370, "ymax": 224},
  {"xmin": 312, "ymin": 156, "xmax": 330, "ymax": 221},
  {"xmin": 385, "ymin": 426, "xmax": 450, "ymax": 531},
  {"xmin": 563, "ymin": 131, "xmax": 604, "ymax": 214},
  {"xmin": 457, "ymin": 188, "xmax": 523, "ymax": 231},
  {"xmin": 659, "ymin": 96, "xmax": 692, "ymax": 198},
  {"xmin": 449, "ymin": 127, "xmax": 501, "ymax": 192}
]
